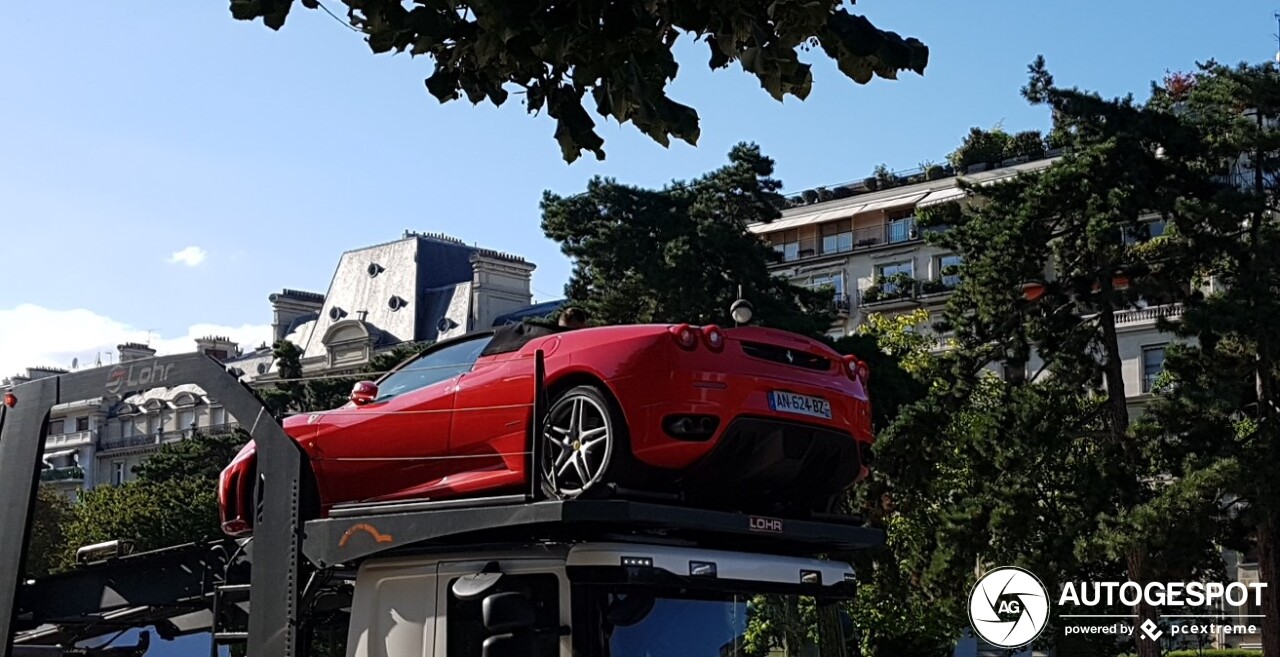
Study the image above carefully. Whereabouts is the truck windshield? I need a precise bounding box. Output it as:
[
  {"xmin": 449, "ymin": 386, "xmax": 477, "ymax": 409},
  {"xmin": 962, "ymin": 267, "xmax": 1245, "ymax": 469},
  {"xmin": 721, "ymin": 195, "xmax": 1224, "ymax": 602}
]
[{"xmin": 599, "ymin": 592, "xmax": 844, "ymax": 657}]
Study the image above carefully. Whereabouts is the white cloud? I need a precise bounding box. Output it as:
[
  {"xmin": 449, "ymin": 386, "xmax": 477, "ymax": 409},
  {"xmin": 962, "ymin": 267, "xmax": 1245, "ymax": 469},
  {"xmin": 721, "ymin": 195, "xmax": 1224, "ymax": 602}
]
[
  {"xmin": 167, "ymin": 246, "xmax": 207, "ymax": 267},
  {"xmin": 0, "ymin": 304, "xmax": 271, "ymax": 380}
]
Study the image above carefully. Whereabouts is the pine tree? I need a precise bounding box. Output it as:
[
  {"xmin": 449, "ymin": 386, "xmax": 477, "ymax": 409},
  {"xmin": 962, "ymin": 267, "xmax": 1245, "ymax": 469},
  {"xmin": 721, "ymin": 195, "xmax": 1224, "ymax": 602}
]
[
  {"xmin": 541, "ymin": 143, "xmax": 836, "ymax": 337},
  {"xmin": 1142, "ymin": 60, "xmax": 1280, "ymax": 656},
  {"xmin": 882, "ymin": 57, "xmax": 1229, "ymax": 657}
]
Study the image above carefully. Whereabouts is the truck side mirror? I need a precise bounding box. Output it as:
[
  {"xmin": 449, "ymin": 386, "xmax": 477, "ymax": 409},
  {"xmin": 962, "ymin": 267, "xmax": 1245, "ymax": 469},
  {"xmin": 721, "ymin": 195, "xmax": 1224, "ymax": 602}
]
[
  {"xmin": 483, "ymin": 592, "xmax": 537, "ymax": 633},
  {"xmin": 482, "ymin": 634, "xmax": 531, "ymax": 657}
]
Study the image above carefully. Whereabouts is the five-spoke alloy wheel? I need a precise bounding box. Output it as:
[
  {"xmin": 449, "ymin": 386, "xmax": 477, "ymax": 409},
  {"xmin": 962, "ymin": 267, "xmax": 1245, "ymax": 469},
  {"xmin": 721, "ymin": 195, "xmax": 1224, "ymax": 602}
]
[{"xmin": 540, "ymin": 386, "xmax": 618, "ymax": 498}]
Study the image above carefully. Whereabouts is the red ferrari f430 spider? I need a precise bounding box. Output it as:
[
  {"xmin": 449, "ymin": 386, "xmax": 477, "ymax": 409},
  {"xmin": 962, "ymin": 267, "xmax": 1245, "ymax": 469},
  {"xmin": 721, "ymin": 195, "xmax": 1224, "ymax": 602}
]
[{"xmin": 218, "ymin": 323, "xmax": 872, "ymax": 536}]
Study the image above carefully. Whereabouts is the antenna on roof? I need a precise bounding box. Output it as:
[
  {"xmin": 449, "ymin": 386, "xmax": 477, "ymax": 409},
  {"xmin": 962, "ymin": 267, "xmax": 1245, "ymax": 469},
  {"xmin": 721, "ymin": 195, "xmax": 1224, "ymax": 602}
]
[
  {"xmin": 1274, "ymin": 11, "xmax": 1280, "ymax": 62},
  {"xmin": 71, "ymin": 358, "xmax": 78, "ymax": 370}
]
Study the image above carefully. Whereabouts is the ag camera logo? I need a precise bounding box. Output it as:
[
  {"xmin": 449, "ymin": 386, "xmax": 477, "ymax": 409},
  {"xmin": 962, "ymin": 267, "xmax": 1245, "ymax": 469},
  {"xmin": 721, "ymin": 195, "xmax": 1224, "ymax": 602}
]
[{"xmin": 968, "ymin": 567, "xmax": 1050, "ymax": 648}]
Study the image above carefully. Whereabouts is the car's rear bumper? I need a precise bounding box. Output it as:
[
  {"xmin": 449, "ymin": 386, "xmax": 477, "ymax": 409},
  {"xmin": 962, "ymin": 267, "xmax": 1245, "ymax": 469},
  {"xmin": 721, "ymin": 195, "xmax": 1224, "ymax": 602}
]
[
  {"xmin": 677, "ymin": 416, "xmax": 861, "ymax": 507},
  {"xmin": 611, "ymin": 368, "xmax": 867, "ymax": 469}
]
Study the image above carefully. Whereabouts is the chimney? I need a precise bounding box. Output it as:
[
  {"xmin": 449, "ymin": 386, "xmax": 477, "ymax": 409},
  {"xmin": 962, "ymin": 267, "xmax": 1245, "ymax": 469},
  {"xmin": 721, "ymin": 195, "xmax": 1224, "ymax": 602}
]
[
  {"xmin": 195, "ymin": 335, "xmax": 240, "ymax": 363},
  {"xmin": 25, "ymin": 367, "xmax": 67, "ymax": 381},
  {"xmin": 118, "ymin": 342, "xmax": 157, "ymax": 363},
  {"xmin": 468, "ymin": 251, "xmax": 536, "ymax": 330},
  {"xmin": 269, "ymin": 289, "xmax": 325, "ymax": 343}
]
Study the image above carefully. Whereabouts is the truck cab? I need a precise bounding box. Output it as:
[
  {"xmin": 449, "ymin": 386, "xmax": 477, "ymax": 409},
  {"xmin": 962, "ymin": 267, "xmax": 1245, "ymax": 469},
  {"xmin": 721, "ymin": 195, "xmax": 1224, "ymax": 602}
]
[{"xmin": 348, "ymin": 541, "xmax": 855, "ymax": 657}]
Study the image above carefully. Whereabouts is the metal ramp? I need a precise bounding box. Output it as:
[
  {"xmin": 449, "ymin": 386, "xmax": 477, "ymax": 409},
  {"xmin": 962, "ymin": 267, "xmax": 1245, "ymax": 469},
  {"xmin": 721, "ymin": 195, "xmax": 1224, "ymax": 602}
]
[{"xmin": 0, "ymin": 354, "xmax": 309, "ymax": 656}]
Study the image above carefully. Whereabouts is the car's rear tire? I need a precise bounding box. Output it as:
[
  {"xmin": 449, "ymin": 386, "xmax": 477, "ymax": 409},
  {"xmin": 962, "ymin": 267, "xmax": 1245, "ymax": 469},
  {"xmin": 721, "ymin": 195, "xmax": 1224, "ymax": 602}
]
[{"xmin": 540, "ymin": 385, "xmax": 627, "ymax": 499}]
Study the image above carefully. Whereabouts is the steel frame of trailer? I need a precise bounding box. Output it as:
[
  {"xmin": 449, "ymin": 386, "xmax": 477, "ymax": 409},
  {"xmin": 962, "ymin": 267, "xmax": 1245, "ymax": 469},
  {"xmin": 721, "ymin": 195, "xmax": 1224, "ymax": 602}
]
[{"xmin": 0, "ymin": 350, "xmax": 883, "ymax": 657}]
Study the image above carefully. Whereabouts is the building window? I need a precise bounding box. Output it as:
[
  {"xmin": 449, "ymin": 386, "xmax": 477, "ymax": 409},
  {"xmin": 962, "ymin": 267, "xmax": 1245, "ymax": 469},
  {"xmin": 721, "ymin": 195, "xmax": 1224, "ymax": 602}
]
[
  {"xmin": 47, "ymin": 419, "xmax": 66, "ymax": 435},
  {"xmin": 767, "ymin": 229, "xmax": 800, "ymax": 262},
  {"xmin": 112, "ymin": 460, "xmax": 125, "ymax": 486},
  {"xmin": 820, "ymin": 220, "xmax": 853, "ymax": 255},
  {"xmin": 1142, "ymin": 344, "xmax": 1167, "ymax": 393},
  {"xmin": 936, "ymin": 254, "xmax": 962, "ymax": 288},
  {"xmin": 1122, "ymin": 219, "xmax": 1168, "ymax": 246},
  {"xmin": 121, "ymin": 419, "xmax": 135, "ymax": 438},
  {"xmin": 178, "ymin": 410, "xmax": 196, "ymax": 436},
  {"xmin": 876, "ymin": 261, "xmax": 915, "ymax": 295},
  {"xmin": 75, "ymin": 417, "xmax": 89, "ymax": 432},
  {"xmin": 808, "ymin": 273, "xmax": 846, "ymax": 296},
  {"xmin": 886, "ymin": 209, "xmax": 918, "ymax": 244},
  {"xmin": 211, "ymin": 407, "xmax": 227, "ymax": 428}
]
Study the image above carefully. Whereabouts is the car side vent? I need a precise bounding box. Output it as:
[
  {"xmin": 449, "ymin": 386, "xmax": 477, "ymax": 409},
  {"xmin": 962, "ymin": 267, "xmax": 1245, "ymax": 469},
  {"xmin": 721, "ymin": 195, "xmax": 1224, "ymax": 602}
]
[{"xmin": 740, "ymin": 342, "xmax": 831, "ymax": 371}]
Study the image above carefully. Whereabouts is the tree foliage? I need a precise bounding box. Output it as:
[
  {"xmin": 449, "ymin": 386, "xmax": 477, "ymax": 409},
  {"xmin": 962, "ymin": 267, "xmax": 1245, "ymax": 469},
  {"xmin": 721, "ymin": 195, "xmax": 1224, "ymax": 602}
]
[
  {"xmin": 946, "ymin": 125, "xmax": 1047, "ymax": 170},
  {"xmin": 542, "ymin": 142, "xmax": 836, "ymax": 336},
  {"xmin": 132, "ymin": 428, "xmax": 251, "ymax": 483},
  {"xmin": 38, "ymin": 429, "xmax": 251, "ymax": 573},
  {"xmin": 1138, "ymin": 60, "xmax": 1280, "ymax": 657},
  {"xmin": 26, "ymin": 486, "xmax": 72, "ymax": 578},
  {"xmin": 863, "ymin": 57, "xmax": 1243, "ymax": 657},
  {"xmin": 228, "ymin": 0, "xmax": 928, "ymax": 162},
  {"xmin": 62, "ymin": 478, "xmax": 222, "ymax": 563}
]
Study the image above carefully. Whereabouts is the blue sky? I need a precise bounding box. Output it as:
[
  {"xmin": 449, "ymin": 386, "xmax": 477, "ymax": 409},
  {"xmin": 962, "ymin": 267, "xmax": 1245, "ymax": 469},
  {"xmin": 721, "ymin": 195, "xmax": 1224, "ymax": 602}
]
[{"xmin": 0, "ymin": 1, "xmax": 1274, "ymax": 377}]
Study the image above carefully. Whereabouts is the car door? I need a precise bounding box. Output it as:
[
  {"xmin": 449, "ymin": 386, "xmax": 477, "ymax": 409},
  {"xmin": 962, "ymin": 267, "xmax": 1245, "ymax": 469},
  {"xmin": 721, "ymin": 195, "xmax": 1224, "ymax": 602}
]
[
  {"xmin": 450, "ymin": 336, "xmax": 558, "ymax": 481},
  {"xmin": 316, "ymin": 335, "xmax": 493, "ymax": 503}
]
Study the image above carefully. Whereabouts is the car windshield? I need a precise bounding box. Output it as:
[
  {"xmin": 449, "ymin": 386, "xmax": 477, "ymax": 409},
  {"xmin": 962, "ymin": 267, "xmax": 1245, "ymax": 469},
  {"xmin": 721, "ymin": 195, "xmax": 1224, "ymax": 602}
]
[
  {"xmin": 603, "ymin": 592, "xmax": 838, "ymax": 657},
  {"xmin": 374, "ymin": 335, "xmax": 492, "ymax": 401}
]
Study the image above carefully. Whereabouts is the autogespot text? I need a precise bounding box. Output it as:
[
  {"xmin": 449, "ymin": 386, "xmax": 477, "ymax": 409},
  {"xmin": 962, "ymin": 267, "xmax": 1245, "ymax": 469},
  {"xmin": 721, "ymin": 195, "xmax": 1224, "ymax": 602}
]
[{"xmin": 1059, "ymin": 581, "xmax": 1267, "ymax": 608}]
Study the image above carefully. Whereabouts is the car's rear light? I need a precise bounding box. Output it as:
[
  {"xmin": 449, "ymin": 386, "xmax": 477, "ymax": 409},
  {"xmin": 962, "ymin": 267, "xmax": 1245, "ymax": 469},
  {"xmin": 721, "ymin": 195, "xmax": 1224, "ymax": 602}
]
[
  {"xmin": 842, "ymin": 355, "xmax": 861, "ymax": 381},
  {"xmin": 670, "ymin": 323, "xmax": 699, "ymax": 350},
  {"xmin": 702, "ymin": 325, "xmax": 725, "ymax": 351}
]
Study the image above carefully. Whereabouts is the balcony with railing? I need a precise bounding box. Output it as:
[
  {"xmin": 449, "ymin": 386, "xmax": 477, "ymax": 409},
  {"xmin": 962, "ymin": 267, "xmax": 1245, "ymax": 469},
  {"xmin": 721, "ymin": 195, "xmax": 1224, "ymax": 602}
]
[
  {"xmin": 99, "ymin": 422, "xmax": 242, "ymax": 452},
  {"xmin": 41, "ymin": 465, "xmax": 84, "ymax": 482},
  {"xmin": 859, "ymin": 275, "xmax": 958, "ymax": 308},
  {"xmin": 773, "ymin": 219, "xmax": 920, "ymax": 264},
  {"xmin": 1115, "ymin": 304, "xmax": 1183, "ymax": 326},
  {"xmin": 45, "ymin": 430, "xmax": 96, "ymax": 449},
  {"xmin": 833, "ymin": 293, "xmax": 852, "ymax": 315}
]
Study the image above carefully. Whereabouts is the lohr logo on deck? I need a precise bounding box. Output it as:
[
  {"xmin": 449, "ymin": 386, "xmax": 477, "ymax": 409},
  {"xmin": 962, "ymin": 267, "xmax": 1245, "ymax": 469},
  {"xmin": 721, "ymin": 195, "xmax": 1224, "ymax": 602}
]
[
  {"xmin": 105, "ymin": 362, "xmax": 176, "ymax": 395},
  {"xmin": 749, "ymin": 515, "xmax": 784, "ymax": 533}
]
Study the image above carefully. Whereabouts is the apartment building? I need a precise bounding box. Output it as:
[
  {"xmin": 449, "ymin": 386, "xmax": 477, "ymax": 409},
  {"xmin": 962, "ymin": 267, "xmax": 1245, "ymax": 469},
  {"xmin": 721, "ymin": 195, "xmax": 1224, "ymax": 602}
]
[
  {"xmin": 2, "ymin": 339, "xmax": 244, "ymax": 494},
  {"xmin": 750, "ymin": 155, "xmax": 1178, "ymax": 412}
]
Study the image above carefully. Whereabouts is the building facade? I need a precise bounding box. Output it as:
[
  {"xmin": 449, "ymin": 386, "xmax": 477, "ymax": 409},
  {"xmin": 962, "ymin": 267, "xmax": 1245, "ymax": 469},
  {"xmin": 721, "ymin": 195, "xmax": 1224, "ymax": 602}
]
[
  {"xmin": 750, "ymin": 155, "xmax": 1179, "ymax": 416},
  {"xmin": 234, "ymin": 231, "xmax": 542, "ymax": 384},
  {"xmin": 2, "ymin": 339, "xmax": 245, "ymax": 494}
]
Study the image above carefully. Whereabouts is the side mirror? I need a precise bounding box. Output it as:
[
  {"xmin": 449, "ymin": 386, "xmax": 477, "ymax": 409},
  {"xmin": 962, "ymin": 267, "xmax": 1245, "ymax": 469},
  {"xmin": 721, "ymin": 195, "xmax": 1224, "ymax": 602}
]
[
  {"xmin": 350, "ymin": 381, "xmax": 378, "ymax": 406},
  {"xmin": 483, "ymin": 592, "xmax": 537, "ymax": 633},
  {"xmin": 482, "ymin": 634, "xmax": 531, "ymax": 657}
]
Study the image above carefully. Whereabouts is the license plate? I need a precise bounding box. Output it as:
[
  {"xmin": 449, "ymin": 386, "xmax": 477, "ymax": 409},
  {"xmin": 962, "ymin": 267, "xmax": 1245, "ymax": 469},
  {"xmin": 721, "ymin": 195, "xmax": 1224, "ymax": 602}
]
[{"xmin": 768, "ymin": 391, "xmax": 831, "ymax": 420}]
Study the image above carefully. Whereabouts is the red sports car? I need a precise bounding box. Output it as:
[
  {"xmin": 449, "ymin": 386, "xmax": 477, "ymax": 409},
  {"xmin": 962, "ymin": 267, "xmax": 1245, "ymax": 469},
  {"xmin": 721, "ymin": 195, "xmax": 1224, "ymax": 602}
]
[{"xmin": 218, "ymin": 323, "xmax": 872, "ymax": 536}]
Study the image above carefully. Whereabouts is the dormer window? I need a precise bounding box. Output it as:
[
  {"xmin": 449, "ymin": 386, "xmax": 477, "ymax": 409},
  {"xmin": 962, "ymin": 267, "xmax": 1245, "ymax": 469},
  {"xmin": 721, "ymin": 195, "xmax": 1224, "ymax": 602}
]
[
  {"xmin": 329, "ymin": 306, "xmax": 347, "ymax": 321},
  {"xmin": 367, "ymin": 262, "xmax": 384, "ymax": 278}
]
